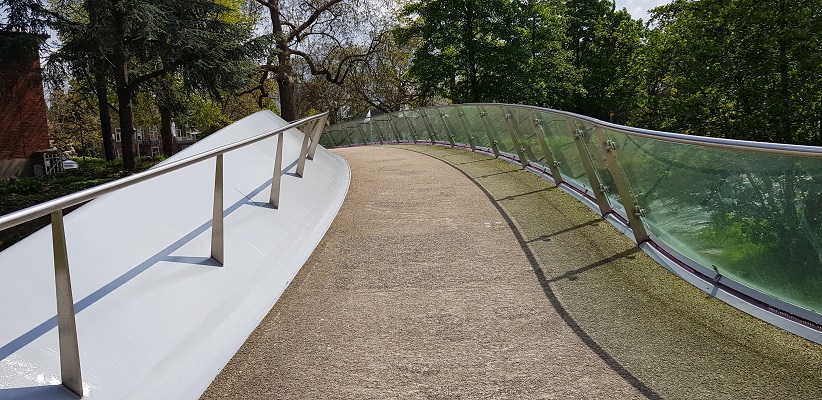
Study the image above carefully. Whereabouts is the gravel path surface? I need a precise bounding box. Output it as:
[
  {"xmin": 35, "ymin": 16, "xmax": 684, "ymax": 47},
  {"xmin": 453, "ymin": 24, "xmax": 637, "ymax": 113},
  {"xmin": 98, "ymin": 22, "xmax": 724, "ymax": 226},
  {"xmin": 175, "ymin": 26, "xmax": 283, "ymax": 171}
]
[
  {"xmin": 202, "ymin": 145, "xmax": 822, "ymax": 399},
  {"xmin": 201, "ymin": 146, "xmax": 646, "ymax": 399}
]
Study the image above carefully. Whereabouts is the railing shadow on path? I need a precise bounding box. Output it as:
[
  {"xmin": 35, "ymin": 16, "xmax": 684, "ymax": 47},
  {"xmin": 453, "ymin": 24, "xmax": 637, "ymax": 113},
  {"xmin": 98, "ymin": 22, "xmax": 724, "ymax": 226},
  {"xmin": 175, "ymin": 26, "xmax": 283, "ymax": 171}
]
[{"xmin": 402, "ymin": 147, "xmax": 663, "ymax": 400}]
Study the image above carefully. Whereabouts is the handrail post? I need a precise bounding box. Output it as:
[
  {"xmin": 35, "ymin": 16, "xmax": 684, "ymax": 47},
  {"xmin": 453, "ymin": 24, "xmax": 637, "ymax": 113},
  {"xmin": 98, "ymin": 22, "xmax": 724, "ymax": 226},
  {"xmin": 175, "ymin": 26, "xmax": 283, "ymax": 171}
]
[
  {"xmin": 50, "ymin": 210, "xmax": 83, "ymax": 397},
  {"xmin": 296, "ymin": 120, "xmax": 317, "ymax": 177},
  {"xmin": 356, "ymin": 123, "xmax": 370, "ymax": 145},
  {"xmin": 404, "ymin": 114, "xmax": 419, "ymax": 144},
  {"xmin": 437, "ymin": 109, "xmax": 457, "ymax": 147},
  {"xmin": 307, "ymin": 114, "xmax": 327, "ymax": 159},
  {"xmin": 457, "ymin": 108, "xmax": 477, "ymax": 151},
  {"xmin": 343, "ymin": 127, "xmax": 353, "ymax": 146},
  {"xmin": 420, "ymin": 110, "xmax": 437, "ymax": 144},
  {"xmin": 389, "ymin": 117, "xmax": 403, "ymax": 143},
  {"xmin": 594, "ymin": 127, "xmax": 650, "ymax": 243},
  {"xmin": 373, "ymin": 120, "xmax": 385, "ymax": 145},
  {"xmin": 530, "ymin": 111, "xmax": 564, "ymax": 185},
  {"xmin": 269, "ymin": 133, "xmax": 284, "ymax": 208},
  {"xmin": 211, "ymin": 154, "xmax": 224, "ymax": 264},
  {"xmin": 503, "ymin": 107, "xmax": 529, "ymax": 168},
  {"xmin": 477, "ymin": 106, "xmax": 501, "ymax": 157},
  {"xmin": 566, "ymin": 117, "xmax": 612, "ymax": 216}
]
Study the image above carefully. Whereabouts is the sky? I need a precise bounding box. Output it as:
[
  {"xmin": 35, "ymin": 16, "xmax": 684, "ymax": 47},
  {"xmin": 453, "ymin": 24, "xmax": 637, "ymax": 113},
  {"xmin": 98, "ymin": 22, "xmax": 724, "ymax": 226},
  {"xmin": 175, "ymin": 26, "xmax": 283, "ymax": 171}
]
[{"xmin": 614, "ymin": 0, "xmax": 672, "ymax": 21}]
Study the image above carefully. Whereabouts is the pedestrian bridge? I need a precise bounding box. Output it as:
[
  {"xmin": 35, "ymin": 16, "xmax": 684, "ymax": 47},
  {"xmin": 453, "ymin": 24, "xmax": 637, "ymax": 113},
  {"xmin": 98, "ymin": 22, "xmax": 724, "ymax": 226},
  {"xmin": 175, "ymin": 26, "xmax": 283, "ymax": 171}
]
[{"xmin": 1, "ymin": 106, "xmax": 821, "ymax": 399}]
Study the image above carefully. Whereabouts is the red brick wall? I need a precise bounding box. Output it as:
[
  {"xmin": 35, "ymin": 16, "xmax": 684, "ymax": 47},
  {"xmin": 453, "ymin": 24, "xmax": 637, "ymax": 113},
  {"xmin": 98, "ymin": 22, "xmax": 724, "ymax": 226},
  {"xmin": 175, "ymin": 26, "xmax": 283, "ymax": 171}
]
[{"xmin": 0, "ymin": 44, "xmax": 50, "ymax": 161}]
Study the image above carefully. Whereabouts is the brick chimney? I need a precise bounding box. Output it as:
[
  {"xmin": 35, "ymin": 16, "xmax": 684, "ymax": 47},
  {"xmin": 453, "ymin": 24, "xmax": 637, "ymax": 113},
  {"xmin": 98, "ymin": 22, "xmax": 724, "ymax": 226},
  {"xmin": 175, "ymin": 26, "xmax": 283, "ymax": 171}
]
[{"xmin": 0, "ymin": 33, "xmax": 51, "ymax": 179}]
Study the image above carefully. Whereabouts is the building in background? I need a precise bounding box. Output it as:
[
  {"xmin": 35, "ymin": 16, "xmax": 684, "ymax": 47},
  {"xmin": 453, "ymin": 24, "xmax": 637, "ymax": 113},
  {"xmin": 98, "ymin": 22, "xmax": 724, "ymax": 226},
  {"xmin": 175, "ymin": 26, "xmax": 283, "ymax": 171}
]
[
  {"xmin": 0, "ymin": 33, "xmax": 51, "ymax": 179},
  {"xmin": 111, "ymin": 123, "xmax": 201, "ymax": 159}
]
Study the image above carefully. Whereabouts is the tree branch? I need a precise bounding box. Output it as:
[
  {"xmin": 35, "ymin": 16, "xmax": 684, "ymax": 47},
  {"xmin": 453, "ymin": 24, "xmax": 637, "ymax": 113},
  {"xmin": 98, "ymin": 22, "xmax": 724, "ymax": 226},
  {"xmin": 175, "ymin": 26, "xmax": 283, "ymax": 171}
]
[{"xmin": 287, "ymin": 0, "xmax": 346, "ymax": 42}]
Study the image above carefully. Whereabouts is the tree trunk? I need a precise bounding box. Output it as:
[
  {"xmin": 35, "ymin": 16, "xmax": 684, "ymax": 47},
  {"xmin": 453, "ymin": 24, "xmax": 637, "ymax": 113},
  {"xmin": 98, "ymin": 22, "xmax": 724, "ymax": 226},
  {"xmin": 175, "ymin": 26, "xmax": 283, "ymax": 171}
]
[
  {"xmin": 160, "ymin": 107, "xmax": 174, "ymax": 156},
  {"xmin": 112, "ymin": 53, "xmax": 135, "ymax": 171},
  {"xmin": 94, "ymin": 65, "xmax": 115, "ymax": 161},
  {"xmin": 268, "ymin": 3, "xmax": 297, "ymax": 121},
  {"xmin": 111, "ymin": 6, "xmax": 135, "ymax": 171},
  {"xmin": 88, "ymin": 0, "xmax": 115, "ymax": 161}
]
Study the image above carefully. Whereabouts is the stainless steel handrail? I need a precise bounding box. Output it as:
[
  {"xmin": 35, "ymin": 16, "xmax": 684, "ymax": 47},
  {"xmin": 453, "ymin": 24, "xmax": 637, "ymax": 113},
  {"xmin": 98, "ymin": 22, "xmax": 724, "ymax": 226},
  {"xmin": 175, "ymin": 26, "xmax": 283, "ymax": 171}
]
[
  {"xmin": 0, "ymin": 113, "xmax": 327, "ymax": 231},
  {"xmin": 0, "ymin": 111, "xmax": 329, "ymax": 397},
  {"xmin": 465, "ymin": 103, "xmax": 822, "ymax": 157}
]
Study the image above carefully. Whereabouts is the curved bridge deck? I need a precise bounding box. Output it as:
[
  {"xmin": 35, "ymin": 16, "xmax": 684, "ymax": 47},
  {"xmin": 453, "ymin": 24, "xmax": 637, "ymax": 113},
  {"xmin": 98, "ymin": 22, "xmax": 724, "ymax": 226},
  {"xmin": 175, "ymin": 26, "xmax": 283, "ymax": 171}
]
[{"xmin": 203, "ymin": 146, "xmax": 822, "ymax": 399}]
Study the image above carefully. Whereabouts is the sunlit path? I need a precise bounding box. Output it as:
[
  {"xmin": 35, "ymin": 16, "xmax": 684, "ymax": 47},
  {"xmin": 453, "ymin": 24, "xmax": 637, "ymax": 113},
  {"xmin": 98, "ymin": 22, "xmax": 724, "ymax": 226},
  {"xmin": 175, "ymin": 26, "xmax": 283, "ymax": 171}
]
[
  {"xmin": 202, "ymin": 145, "xmax": 822, "ymax": 399},
  {"xmin": 201, "ymin": 146, "xmax": 649, "ymax": 399}
]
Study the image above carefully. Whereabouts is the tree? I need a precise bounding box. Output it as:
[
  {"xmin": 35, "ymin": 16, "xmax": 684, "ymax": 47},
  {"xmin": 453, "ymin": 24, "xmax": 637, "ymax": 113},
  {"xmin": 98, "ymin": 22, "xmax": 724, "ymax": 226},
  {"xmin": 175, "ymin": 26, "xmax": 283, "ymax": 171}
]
[
  {"xmin": 250, "ymin": 0, "xmax": 389, "ymax": 121},
  {"xmin": 635, "ymin": 0, "xmax": 822, "ymax": 144},
  {"xmin": 397, "ymin": 0, "xmax": 578, "ymax": 106},
  {"xmin": 27, "ymin": 0, "xmax": 255, "ymax": 170},
  {"xmin": 508, "ymin": 0, "xmax": 581, "ymax": 108},
  {"xmin": 397, "ymin": 0, "xmax": 516, "ymax": 103},
  {"xmin": 47, "ymin": 83, "xmax": 102, "ymax": 157},
  {"xmin": 563, "ymin": 0, "xmax": 644, "ymax": 120},
  {"xmin": 294, "ymin": 34, "xmax": 419, "ymax": 122}
]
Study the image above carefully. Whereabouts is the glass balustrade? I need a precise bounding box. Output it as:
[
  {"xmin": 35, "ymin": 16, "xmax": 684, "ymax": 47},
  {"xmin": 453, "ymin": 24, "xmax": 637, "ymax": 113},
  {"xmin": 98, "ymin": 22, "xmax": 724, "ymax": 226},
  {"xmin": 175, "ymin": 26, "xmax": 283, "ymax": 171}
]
[{"xmin": 322, "ymin": 103, "xmax": 822, "ymax": 324}]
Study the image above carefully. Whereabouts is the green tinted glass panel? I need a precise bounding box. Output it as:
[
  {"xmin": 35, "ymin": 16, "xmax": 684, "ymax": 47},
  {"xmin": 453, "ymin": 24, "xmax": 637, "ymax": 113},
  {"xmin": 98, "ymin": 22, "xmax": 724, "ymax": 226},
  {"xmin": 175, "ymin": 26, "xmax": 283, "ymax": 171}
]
[
  {"xmin": 406, "ymin": 110, "xmax": 429, "ymax": 141},
  {"xmin": 460, "ymin": 106, "xmax": 490, "ymax": 149},
  {"xmin": 391, "ymin": 113, "xmax": 415, "ymax": 142},
  {"xmin": 612, "ymin": 131, "xmax": 822, "ymax": 312},
  {"xmin": 331, "ymin": 126, "xmax": 350, "ymax": 146},
  {"xmin": 421, "ymin": 109, "xmax": 446, "ymax": 143},
  {"xmin": 535, "ymin": 111, "xmax": 588, "ymax": 188},
  {"xmin": 481, "ymin": 106, "xmax": 516, "ymax": 154},
  {"xmin": 357, "ymin": 123, "xmax": 374, "ymax": 144},
  {"xmin": 373, "ymin": 119, "xmax": 391, "ymax": 142},
  {"xmin": 507, "ymin": 107, "xmax": 545, "ymax": 165},
  {"xmin": 440, "ymin": 106, "xmax": 467, "ymax": 145}
]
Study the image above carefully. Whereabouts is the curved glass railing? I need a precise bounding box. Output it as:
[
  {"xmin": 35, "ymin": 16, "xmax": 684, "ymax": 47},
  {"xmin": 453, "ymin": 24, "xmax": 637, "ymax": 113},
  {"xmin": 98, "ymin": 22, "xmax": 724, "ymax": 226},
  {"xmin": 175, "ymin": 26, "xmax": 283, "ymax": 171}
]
[{"xmin": 321, "ymin": 103, "xmax": 822, "ymax": 338}]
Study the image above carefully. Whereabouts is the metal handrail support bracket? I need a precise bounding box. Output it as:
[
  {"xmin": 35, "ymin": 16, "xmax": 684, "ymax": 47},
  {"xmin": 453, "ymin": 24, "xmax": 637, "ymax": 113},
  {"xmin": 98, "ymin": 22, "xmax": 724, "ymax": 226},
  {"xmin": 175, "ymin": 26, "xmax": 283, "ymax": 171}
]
[
  {"xmin": 211, "ymin": 154, "xmax": 225, "ymax": 264},
  {"xmin": 269, "ymin": 133, "xmax": 284, "ymax": 208},
  {"xmin": 306, "ymin": 114, "xmax": 327, "ymax": 160},
  {"xmin": 594, "ymin": 127, "xmax": 650, "ymax": 243},
  {"xmin": 404, "ymin": 114, "xmax": 419, "ymax": 144},
  {"xmin": 530, "ymin": 111, "xmax": 564, "ymax": 185},
  {"xmin": 420, "ymin": 110, "xmax": 437, "ymax": 144},
  {"xmin": 389, "ymin": 118, "xmax": 404, "ymax": 143},
  {"xmin": 477, "ymin": 105, "xmax": 501, "ymax": 157},
  {"xmin": 356, "ymin": 124, "xmax": 369, "ymax": 145},
  {"xmin": 503, "ymin": 107, "xmax": 529, "ymax": 168},
  {"xmin": 456, "ymin": 109, "xmax": 477, "ymax": 151},
  {"xmin": 343, "ymin": 128, "xmax": 353, "ymax": 146},
  {"xmin": 50, "ymin": 209, "xmax": 83, "ymax": 397},
  {"xmin": 566, "ymin": 117, "xmax": 612, "ymax": 216},
  {"xmin": 296, "ymin": 119, "xmax": 318, "ymax": 177},
  {"xmin": 437, "ymin": 110, "xmax": 457, "ymax": 147},
  {"xmin": 372, "ymin": 121, "xmax": 385, "ymax": 145}
]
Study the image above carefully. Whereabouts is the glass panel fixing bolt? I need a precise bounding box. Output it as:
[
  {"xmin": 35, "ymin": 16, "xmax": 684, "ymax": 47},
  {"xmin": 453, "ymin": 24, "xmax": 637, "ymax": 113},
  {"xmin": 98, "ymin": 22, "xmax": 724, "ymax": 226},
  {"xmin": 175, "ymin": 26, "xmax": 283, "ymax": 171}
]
[
  {"xmin": 633, "ymin": 206, "xmax": 646, "ymax": 218},
  {"xmin": 604, "ymin": 140, "xmax": 617, "ymax": 152}
]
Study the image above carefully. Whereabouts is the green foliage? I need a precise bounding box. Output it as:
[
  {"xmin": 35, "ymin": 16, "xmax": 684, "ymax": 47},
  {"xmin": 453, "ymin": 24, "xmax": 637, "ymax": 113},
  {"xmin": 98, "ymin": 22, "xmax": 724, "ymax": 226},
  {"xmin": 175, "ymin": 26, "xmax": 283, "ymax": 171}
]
[
  {"xmin": 565, "ymin": 1, "xmax": 645, "ymax": 121},
  {"xmin": 634, "ymin": 0, "xmax": 822, "ymax": 144},
  {"xmin": 397, "ymin": 0, "xmax": 579, "ymax": 106}
]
